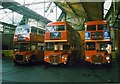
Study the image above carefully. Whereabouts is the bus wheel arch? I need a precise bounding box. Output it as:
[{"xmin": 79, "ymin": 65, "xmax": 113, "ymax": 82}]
[
  {"xmin": 13, "ymin": 60, "xmax": 20, "ymax": 66},
  {"xmin": 30, "ymin": 55, "xmax": 36, "ymax": 64},
  {"xmin": 66, "ymin": 54, "xmax": 73, "ymax": 66}
]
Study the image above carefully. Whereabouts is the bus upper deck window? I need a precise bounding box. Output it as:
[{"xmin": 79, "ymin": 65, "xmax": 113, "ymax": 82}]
[
  {"xmin": 16, "ymin": 26, "xmax": 29, "ymax": 34},
  {"xmin": 46, "ymin": 26, "xmax": 55, "ymax": 32},
  {"xmin": 46, "ymin": 25, "xmax": 65, "ymax": 32},
  {"xmin": 98, "ymin": 24, "xmax": 107, "ymax": 30},
  {"xmin": 56, "ymin": 25, "xmax": 65, "ymax": 31},
  {"xmin": 87, "ymin": 25, "xmax": 96, "ymax": 31}
]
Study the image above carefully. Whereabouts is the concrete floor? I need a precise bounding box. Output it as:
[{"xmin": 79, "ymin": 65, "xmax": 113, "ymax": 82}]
[{"xmin": 1, "ymin": 58, "xmax": 120, "ymax": 83}]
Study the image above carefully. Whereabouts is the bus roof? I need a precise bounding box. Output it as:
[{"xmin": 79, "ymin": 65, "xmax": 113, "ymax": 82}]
[
  {"xmin": 86, "ymin": 20, "xmax": 108, "ymax": 25},
  {"xmin": 16, "ymin": 24, "xmax": 45, "ymax": 30},
  {"xmin": 47, "ymin": 21, "xmax": 67, "ymax": 26}
]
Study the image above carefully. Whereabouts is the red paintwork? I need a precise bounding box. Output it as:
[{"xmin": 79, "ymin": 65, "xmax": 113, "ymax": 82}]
[{"xmin": 85, "ymin": 20, "xmax": 111, "ymax": 64}]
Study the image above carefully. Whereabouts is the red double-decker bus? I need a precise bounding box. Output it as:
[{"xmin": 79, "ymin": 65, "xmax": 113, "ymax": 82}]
[
  {"xmin": 13, "ymin": 25, "xmax": 44, "ymax": 65},
  {"xmin": 85, "ymin": 20, "xmax": 112, "ymax": 64},
  {"xmin": 44, "ymin": 21, "xmax": 82, "ymax": 65}
]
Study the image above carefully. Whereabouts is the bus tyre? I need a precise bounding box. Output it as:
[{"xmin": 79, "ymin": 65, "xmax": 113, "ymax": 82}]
[
  {"xmin": 14, "ymin": 60, "xmax": 19, "ymax": 66},
  {"xmin": 67, "ymin": 57, "xmax": 73, "ymax": 67},
  {"xmin": 105, "ymin": 57, "xmax": 112, "ymax": 68},
  {"xmin": 107, "ymin": 56, "xmax": 112, "ymax": 67},
  {"xmin": 105, "ymin": 62, "xmax": 112, "ymax": 68},
  {"xmin": 30, "ymin": 56, "xmax": 36, "ymax": 64}
]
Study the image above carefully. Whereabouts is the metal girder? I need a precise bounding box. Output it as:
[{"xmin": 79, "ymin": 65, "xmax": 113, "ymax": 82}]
[
  {"xmin": 55, "ymin": 2, "xmax": 87, "ymax": 18},
  {"xmin": 54, "ymin": 2, "xmax": 103, "ymax": 30},
  {"xmin": 55, "ymin": 1, "xmax": 103, "ymax": 21},
  {"xmin": 54, "ymin": 2, "xmax": 87, "ymax": 30},
  {"xmin": 54, "ymin": 2, "xmax": 70, "ymax": 15},
  {"xmin": 65, "ymin": 2, "xmax": 79, "ymax": 18},
  {"xmin": 57, "ymin": 11, "xmax": 65, "ymax": 21},
  {"xmin": 105, "ymin": 2, "xmax": 119, "ymax": 28},
  {"xmin": 45, "ymin": 2, "xmax": 52, "ymax": 12},
  {"xmin": 24, "ymin": 1, "xmax": 51, "ymax": 6},
  {"xmin": 1, "ymin": 0, "xmax": 51, "ymax": 24},
  {"xmin": 81, "ymin": 2, "xmax": 103, "ymax": 21}
]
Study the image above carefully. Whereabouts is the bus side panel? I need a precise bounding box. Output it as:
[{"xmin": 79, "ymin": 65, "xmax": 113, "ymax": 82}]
[
  {"xmin": 36, "ymin": 50, "xmax": 44, "ymax": 62},
  {"xmin": 30, "ymin": 34, "xmax": 37, "ymax": 41},
  {"xmin": 36, "ymin": 35, "xmax": 44, "ymax": 42},
  {"xmin": 115, "ymin": 29, "xmax": 120, "ymax": 60},
  {"xmin": 85, "ymin": 50, "xmax": 96, "ymax": 62},
  {"xmin": 61, "ymin": 32, "xmax": 67, "ymax": 40},
  {"xmin": 30, "ymin": 34, "xmax": 44, "ymax": 42},
  {"xmin": 78, "ymin": 31, "xmax": 85, "ymax": 60}
]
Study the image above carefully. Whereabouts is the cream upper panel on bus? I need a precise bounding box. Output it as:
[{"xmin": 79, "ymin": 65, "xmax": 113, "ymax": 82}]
[
  {"xmin": 14, "ymin": 25, "xmax": 30, "ymax": 41},
  {"xmin": 15, "ymin": 25, "xmax": 45, "ymax": 35},
  {"xmin": 14, "ymin": 25, "xmax": 45, "ymax": 41}
]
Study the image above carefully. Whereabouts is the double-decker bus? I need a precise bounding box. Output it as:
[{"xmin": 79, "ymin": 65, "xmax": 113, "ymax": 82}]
[
  {"xmin": 85, "ymin": 20, "xmax": 112, "ymax": 64},
  {"xmin": 13, "ymin": 25, "xmax": 44, "ymax": 65},
  {"xmin": 44, "ymin": 21, "xmax": 82, "ymax": 65}
]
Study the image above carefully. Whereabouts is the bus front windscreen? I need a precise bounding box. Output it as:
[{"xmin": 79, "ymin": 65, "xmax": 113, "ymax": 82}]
[
  {"xmin": 86, "ymin": 42, "xmax": 95, "ymax": 50},
  {"xmin": 45, "ymin": 42, "xmax": 54, "ymax": 51},
  {"xmin": 14, "ymin": 43, "xmax": 29, "ymax": 51}
]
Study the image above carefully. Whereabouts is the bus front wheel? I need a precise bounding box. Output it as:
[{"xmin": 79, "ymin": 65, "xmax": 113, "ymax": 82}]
[
  {"xmin": 66, "ymin": 56, "xmax": 73, "ymax": 67},
  {"xmin": 30, "ymin": 56, "xmax": 36, "ymax": 64},
  {"xmin": 14, "ymin": 60, "xmax": 19, "ymax": 66}
]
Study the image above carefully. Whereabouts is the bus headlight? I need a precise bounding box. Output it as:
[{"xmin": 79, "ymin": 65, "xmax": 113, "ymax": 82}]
[
  {"xmin": 44, "ymin": 56, "xmax": 49, "ymax": 59},
  {"xmin": 106, "ymin": 56, "xmax": 110, "ymax": 60},
  {"xmin": 26, "ymin": 56, "xmax": 28, "ymax": 59},
  {"xmin": 86, "ymin": 56, "xmax": 90, "ymax": 60}
]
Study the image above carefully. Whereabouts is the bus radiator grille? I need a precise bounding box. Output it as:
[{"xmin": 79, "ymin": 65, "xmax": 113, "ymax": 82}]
[
  {"xmin": 50, "ymin": 55, "xmax": 60, "ymax": 64},
  {"xmin": 91, "ymin": 55, "xmax": 103, "ymax": 63}
]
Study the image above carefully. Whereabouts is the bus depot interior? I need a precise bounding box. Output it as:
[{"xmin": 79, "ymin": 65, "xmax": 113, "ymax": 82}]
[{"xmin": 0, "ymin": 0, "xmax": 120, "ymax": 83}]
